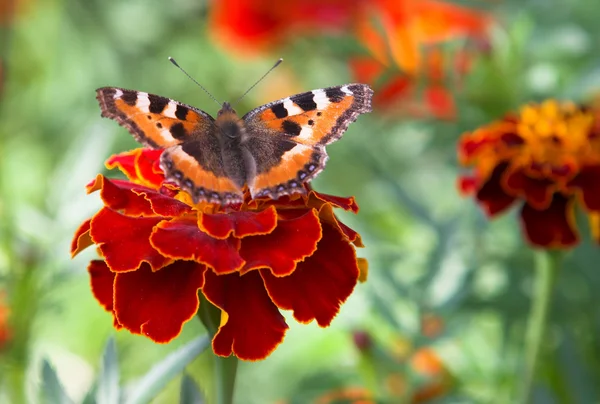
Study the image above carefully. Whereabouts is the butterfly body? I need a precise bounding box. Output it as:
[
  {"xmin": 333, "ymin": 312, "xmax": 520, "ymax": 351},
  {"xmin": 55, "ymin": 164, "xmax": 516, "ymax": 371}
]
[{"xmin": 96, "ymin": 83, "xmax": 373, "ymax": 205}]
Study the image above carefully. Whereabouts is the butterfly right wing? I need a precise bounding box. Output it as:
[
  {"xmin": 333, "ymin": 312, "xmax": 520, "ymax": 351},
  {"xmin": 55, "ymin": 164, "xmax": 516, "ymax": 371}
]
[
  {"xmin": 96, "ymin": 87, "xmax": 243, "ymax": 204},
  {"xmin": 241, "ymin": 84, "xmax": 373, "ymax": 199}
]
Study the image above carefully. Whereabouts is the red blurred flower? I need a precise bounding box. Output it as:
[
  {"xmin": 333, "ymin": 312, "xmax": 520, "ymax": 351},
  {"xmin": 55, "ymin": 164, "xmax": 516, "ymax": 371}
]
[
  {"xmin": 351, "ymin": 0, "xmax": 491, "ymax": 119},
  {"xmin": 459, "ymin": 100, "xmax": 600, "ymax": 248},
  {"xmin": 0, "ymin": 292, "xmax": 10, "ymax": 350},
  {"xmin": 72, "ymin": 148, "xmax": 367, "ymax": 361},
  {"xmin": 209, "ymin": 0, "xmax": 368, "ymax": 55}
]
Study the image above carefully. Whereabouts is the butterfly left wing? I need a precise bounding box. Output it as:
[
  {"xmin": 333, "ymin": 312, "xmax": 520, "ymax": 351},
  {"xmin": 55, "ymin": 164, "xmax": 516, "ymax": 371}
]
[
  {"xmin": 96, "ymin": 87, "xmax": 244, "ymax": 204},
  {"xmin": 242, "ymin": 83, "xmax": 373, "ymax": 199},
  {"xmin": 96, "ymin": 87, "xmax": 215, "ymax": 149}
]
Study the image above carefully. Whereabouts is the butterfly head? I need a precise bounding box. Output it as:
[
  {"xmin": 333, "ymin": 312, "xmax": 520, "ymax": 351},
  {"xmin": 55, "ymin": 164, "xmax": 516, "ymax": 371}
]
[
  {"xmin": 215, "ymin": 102, "xmax": 243, "ymax": 139},
  {"xmin": 217, "ymin": 102, "xmax": 237, "ymax": 117}
]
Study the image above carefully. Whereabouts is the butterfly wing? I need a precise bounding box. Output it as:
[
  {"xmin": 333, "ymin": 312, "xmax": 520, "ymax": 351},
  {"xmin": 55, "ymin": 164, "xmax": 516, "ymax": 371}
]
[
  {"xmin": 96, "ymin": 87, "xmax": 243, "ymax": 204},
  {"xmin": 242, "ymin": 83, "xmax": 373, "ymax": 199}
]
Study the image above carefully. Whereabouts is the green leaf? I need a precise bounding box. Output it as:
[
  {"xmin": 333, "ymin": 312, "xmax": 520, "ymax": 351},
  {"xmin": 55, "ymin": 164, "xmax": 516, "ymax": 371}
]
[
  {"xmin": 81, "ymin": 381, "xmax": 98, "ymax": 404},
  {"xmin": 179, "ymin": 374, "xmax": 205, "ymax": 404},
  {"xmin": 124, "ymin": 336, "xmax": 210, "ymax": 404},
  {"xmin": 40, "ymin": 359, "xmax": 73, "ymax": 404},
  {"xmin": 96, "ymin": 336, "xmax": 120, "ymax": 404}
]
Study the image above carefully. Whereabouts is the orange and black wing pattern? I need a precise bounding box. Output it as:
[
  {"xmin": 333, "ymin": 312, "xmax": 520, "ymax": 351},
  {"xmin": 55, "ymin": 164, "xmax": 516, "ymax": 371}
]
[
  {"xmin": 96, "ymin": 87, "xmax": 244, "ymax": 204},
  {"xmin": 242, "ymin": 84, "xmax": 373, "ymax": 199}
]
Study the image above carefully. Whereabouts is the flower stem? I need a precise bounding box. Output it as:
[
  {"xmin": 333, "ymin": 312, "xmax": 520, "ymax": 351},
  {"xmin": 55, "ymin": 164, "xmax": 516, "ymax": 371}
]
[
  {"xmin": 197, "ymin": 294, "xmax": 238, "ymax": 404},
  {"xmin": 214, "ymin": 354, "xmax": 238, "ymax": 404},
  {"xmin": 519, "ymin": 250, "xmax": 561, "ymax": 403}
]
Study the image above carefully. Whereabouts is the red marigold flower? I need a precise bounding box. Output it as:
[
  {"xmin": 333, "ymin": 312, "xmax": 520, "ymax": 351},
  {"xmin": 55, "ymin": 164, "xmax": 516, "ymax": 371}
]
[
  {"xmin": 351, "ymin": 0, "xmax": 491, "ymax": 119},
  {"xmin": 72, "ymin": 148, "xmax": 366, "ymax": 361},
  {"xmin": 458, "ymin": 100, "xmax": 600, "ymax": 248}
]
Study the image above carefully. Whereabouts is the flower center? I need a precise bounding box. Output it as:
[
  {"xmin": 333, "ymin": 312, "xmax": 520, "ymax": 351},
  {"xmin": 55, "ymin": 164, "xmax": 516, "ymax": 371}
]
[{"xmin": 515, "ymin": 100, "xmax": 598, "ymax": 173}]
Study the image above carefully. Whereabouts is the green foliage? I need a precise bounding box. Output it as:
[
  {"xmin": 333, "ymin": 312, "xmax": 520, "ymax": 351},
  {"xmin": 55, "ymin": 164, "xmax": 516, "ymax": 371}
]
[{"xmin": 36, "ymin": 336, "xmax": 209, "ymax": 404}]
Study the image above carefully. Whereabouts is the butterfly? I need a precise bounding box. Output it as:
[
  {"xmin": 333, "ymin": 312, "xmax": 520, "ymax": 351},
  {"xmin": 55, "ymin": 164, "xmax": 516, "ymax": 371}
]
[{"xmin": 96, "ymin": 81, "xmax": 373, "ymax": 205}]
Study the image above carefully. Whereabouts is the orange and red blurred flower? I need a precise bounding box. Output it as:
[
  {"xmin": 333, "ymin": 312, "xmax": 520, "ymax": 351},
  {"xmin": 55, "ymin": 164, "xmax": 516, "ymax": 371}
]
[
  {"xmin": 459, "ymin": 100, "xmax": 600, "ymax": 248},
  {"xmin": 210, "ymin": 0, "xmax": 491, "ymax": 120},
  {"xmin": 351, "ymin": 0, "xmax": 491, "ymax": 119},
  {"xmin": 0, "ymin": 292, "xmax": 10, "ymax": 350},
  {"xmin": 71, "ymin": 148, "xmax": 366, "ymax": 361}
]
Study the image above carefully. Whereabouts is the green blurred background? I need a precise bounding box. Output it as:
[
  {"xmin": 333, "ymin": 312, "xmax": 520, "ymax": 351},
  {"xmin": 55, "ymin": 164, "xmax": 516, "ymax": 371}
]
[{"xmin": 1, "ymin": 0, "xmax": 600, "ymax": 403}]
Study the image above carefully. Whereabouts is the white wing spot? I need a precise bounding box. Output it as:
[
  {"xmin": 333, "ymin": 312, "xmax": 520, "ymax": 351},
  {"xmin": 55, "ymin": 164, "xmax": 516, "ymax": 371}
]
[
  {"xmin": 312, "ymin": 89, "xmax": 331, "ymax": 109},
  {"xmin": 283, "ymin": 97, "xmax": 304, "ymax": 115},
  {"xmin": 113, "ymin": 89, "xmax": 123, "ymax": 98},
  {"xmin": 296, "ymin": 125, "xmax": 314, "ymax": 143},
  {"xmin": 341, "ymin": 86, "xmax": 353, "ymax": 95},
  {"xmin": 163, "ymin": 101, "xmax": 178, "ymax": 119},
  {"xmin": 136, "ymin": 92, "xmax": 151, "ymax": 113},
  {"xmin": 160, "ymin": 128, "xmax": 177, "ymax": 143}
]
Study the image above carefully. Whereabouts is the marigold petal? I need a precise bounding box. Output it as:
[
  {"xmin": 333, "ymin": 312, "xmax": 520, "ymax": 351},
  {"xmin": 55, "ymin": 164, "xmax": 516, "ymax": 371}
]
[
  {"xmin": 567, "ymin": 165, "xmax": 600, "ymax": 211},
  {"xmin": 134, "ymin": 188, "xmax": 193, "ymax": 217},
  {"xmin": 106, "ymin": 149, "xmax": 164, "ymax": 187},
  {"xmin": 87, "ymin": 175, "xmax": 155, "ymax": 216},
  {"xmin": 318, "ymin": 203, "xmax": 364, "ymax": 247},
  {"xmin": 457, "ymin": 133, "xmax": 498, "ymax": 164},
  {"xmin": 475, "ymin": 163, "xmax": 516, "ymax": 216},
  {"xmin": 88, "ymin": 174, "xmax": 189, "ymax": 218},
  {"xmin": 310, "ymin": 191, "xmax": 360, "ymax": 213},
  {"xmin": 261, "ymin": 222, "xmax": 359, "ymax": 326},
  {"xmin": 202, "ymin": 269, "xmax": 288, "ymax": 361},
  {"xmin": 520, "ymin": 194, "xmax": 578, "ymax": 248},
  {"xmin": 357, "ymin": 257, "xmax": 369, "ymax": 282},
  {"xmin": 151, "ymin": 217, "xmax": 244, "ymax": 274},
  {"xmin": 198, "ymin": 205, "xmax": 278, "ymax": 239},
  {"xmin": 240, "ymin": 209, "xmax": 322, "ymax": 276},
  {"xmin": 105, "ymin": 151, "xmax": 138, "ymax": 180},
  {"xmin": 134, "ymin": 148, "xmax": 165, "ymax": 185},
  {"xmin": 113, "ymin": 261, "xmax": 206, "ymax": 343},
  {"xmin": 458, "ymin": 175, "xmax": 478, "ymax": 195},
  {"xmin": 90, "ymin": 207, "xmax": 172, "ymax": 272},
  {"xmin": 71, "ymin": 219, "xmax": 93, "ymax": 257},
  {"xmin": 504, "ymin": 167, "xmax": 555, "ymax": 210},
  {"xmin": 88, "ymin": 260, "xmax": 116, "ymax": 313}
]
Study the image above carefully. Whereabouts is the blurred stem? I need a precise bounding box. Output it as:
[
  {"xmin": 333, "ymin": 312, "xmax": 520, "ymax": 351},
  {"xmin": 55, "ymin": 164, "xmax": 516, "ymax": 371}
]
[
  {"xmin": 197, "ymin": 294, "xmax": 238, "ymax": 404},
  {"xmin": 519, "ymin": 250, "xmax": 561, "ymax": 403}
]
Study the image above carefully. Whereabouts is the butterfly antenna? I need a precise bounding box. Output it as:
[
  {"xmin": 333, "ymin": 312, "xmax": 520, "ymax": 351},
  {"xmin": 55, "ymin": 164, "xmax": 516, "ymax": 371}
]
[
  {"xmin": 168, "ymin": 57, "xmax": 222, "ymax": 106},
  {"xmin": 233, "ymin": 58, "xmax": 283, "ymax": 106}
]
